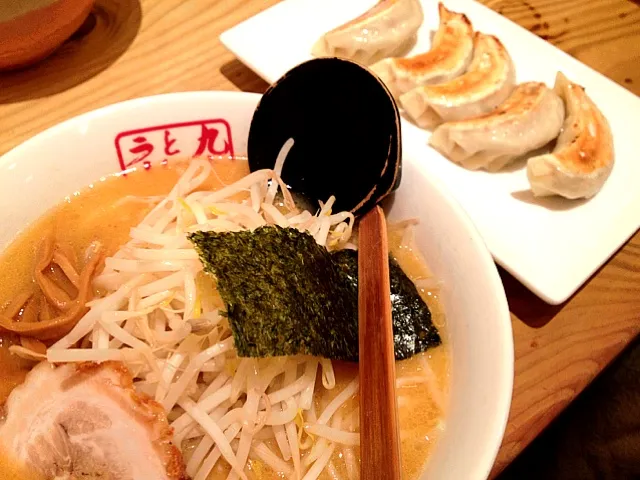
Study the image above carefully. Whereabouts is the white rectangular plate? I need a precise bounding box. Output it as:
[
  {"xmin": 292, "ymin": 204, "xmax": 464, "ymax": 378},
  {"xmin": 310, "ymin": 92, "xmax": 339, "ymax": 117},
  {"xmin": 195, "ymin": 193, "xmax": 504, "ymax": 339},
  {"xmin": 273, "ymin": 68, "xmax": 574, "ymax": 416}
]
[{"xmin": 220, "ymin": 0, "xmax": 640, "ymax": 305}]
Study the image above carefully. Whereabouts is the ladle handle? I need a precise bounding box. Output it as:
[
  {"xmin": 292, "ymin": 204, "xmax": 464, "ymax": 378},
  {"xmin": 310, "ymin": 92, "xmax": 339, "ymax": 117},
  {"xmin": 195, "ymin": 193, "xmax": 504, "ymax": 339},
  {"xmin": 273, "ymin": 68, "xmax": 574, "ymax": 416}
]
[{"xmin": 358, "ymin": 206, "xmax": 402, "ymax": 480}]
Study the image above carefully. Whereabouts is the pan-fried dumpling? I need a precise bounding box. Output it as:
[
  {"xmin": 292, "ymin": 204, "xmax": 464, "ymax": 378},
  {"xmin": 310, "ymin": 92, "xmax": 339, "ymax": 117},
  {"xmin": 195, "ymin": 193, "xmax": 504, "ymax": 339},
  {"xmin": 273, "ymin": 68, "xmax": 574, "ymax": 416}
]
[
  {"xmin": 400, "ymin": 32, "xmax": 515, "ymax": 129},
  {"xmin": 526, "ymin": 72, "xmax": 614, "ymax": 199},
  {"xmin": 370, "ymin": 3, "xmax": 474, "ymax": 99},
  {"xmin": 311, "ymin": 0, "xmax": 424, "ymax": 66},
  {"xmin": 429, "ymin": 82, "xmax": 565, "ymax": 171}
]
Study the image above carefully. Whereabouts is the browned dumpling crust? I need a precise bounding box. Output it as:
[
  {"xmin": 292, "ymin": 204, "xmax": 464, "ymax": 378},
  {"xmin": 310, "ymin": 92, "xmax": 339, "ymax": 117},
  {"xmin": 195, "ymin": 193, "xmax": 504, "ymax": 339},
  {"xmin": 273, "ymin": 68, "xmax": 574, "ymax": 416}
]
[
  {"xmin": 527, "ymin": 72, "xmax": 614, "ymax": 199},
  {"xmin": 400, "ymin": 32, "xmax": 516, "ymax": 129},
  {"xmin": 430, "ymin": 82, "xmax": 565, "ymax": 171},
  {"xmin": 370, "ymin": 3, "xmax": 474, "ymax": 98}
]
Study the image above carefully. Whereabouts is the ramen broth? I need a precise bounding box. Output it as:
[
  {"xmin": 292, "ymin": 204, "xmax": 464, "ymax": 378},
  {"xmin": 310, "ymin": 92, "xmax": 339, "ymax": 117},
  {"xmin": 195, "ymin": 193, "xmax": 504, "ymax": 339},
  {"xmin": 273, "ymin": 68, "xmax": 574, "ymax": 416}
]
[{"xmin": 0, "ymin": 157, "xmax": 449, "ymax": 480}]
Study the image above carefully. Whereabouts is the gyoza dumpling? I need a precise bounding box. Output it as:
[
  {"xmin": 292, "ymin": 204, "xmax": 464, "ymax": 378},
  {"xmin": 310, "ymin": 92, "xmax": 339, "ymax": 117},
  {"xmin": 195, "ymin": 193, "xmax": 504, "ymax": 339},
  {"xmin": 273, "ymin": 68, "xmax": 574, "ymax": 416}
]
[
  {"xmin": 526, "ymin": 72, "xmax": 614, "ymax": 199},
  {"xmin": 429, "ymin": 82, "xmax": 565, "ymax": 171},
  {"xmin": 312, "ymin": 0, "xmax": 424, "ymax": 66},
  {"xmin": 400, "ymin": 32, "xmax": 515, "ymax": 129},
  {"xmin": 370, "ymin": 3, "xmax": 474, "ymax": 99}
]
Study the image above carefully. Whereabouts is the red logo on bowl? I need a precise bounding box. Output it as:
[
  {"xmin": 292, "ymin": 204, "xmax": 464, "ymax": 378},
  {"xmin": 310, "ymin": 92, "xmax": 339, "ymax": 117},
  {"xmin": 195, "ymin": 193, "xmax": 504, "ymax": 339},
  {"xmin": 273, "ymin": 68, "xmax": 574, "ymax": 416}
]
[{"xmin": 114, "ymin": 119, "xmax": 234, "ymax": 170}]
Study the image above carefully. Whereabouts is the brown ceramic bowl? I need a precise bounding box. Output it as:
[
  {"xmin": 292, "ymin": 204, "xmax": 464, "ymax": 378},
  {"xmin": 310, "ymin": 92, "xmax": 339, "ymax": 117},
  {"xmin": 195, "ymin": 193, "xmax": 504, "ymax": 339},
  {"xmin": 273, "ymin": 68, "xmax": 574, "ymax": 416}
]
[{"xmin": 0, "ymin": 0, "xmax": 95, "ymax": 70}]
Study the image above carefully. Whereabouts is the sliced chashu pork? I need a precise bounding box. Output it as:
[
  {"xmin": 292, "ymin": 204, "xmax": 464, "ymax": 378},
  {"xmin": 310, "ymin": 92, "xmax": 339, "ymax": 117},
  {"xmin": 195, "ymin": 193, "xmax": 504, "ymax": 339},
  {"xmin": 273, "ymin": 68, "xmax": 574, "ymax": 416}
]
[{"xmin": 0, "ymin": 361, "xmax": 187, "ymax": 480}]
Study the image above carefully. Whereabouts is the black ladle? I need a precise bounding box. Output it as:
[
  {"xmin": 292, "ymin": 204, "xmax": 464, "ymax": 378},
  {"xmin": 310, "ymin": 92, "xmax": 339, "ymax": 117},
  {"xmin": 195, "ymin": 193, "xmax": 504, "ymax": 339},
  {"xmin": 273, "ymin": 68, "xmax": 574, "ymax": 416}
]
[
  {"xmin": 247, "ymin": 57, "xmax": 402, "ymax": 217},
  {"xmin": 247, "ymin": 57, "xmax": 404, "ymax": 479}
]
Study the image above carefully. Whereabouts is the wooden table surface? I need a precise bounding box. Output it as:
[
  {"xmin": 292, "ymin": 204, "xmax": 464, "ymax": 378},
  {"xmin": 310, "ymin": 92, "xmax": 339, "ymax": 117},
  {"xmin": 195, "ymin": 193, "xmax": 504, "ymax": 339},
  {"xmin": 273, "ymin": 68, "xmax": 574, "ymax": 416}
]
[{"xmin": 0, "ymin": 0, "xmax": 639, "ymax": 477}]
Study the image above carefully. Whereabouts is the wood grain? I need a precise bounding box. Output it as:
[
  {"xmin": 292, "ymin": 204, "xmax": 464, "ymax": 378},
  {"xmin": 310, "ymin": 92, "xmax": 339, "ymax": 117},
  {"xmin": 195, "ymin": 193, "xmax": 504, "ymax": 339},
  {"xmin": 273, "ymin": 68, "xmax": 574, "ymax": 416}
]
[
  {"xmin": 482, "ymin": 0, "xmax": 640, "ymax": 94},
  {"xmin": 491, "ymin": 234, "xmax": 640, "ymax": 477},
  {"xmin": 358, "ymin": 206, "xmax": 402, "ymax": 480},
  {"xmin": 0, "ymin": 0, "xmax": 638, "ymax": 476}
]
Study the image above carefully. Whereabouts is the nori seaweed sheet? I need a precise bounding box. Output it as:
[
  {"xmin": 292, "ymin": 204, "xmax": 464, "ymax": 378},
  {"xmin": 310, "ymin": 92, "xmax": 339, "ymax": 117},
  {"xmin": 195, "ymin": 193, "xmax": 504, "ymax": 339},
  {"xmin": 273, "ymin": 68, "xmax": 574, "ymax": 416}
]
[
  {"xmin": 188, "ymin": 226, "xmax": 441, "ymax": 362},
  {"xmin": 189, "ymin": 227, "xmax": 359, "ymax": 361},
  {"xmin": 331, "ymin": 249, "xmax": 441, "ymax": 360}
]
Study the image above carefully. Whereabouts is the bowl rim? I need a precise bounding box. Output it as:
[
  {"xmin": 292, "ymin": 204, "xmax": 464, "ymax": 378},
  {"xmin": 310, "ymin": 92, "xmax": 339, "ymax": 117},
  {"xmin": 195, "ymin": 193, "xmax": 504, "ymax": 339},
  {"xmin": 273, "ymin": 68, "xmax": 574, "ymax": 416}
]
[
  {"xmin": 0, "ymin": 90, "xmax": 514, "ymax": 479},
  {"xmin": 397, "ymin": 137, "xmax": 513, "ymax": 479},
  {"xmin": 428, "ymin": 174, "xmax": 513, "ymax": 480},
  {"xmin": 1, "ymin": 91, "xmax": 264, "ymax": 165}
]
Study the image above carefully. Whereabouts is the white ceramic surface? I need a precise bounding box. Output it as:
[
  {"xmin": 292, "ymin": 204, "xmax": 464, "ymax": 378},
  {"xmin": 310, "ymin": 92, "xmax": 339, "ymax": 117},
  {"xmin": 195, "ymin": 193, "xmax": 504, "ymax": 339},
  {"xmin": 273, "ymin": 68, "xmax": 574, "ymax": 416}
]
[
  {"xmin": 0, "ymin": 91, "xmax": 513, "ymax": 480},
  {"xmin": 219, "ymin": 0, "xmax": 640, "ymax": 305}
]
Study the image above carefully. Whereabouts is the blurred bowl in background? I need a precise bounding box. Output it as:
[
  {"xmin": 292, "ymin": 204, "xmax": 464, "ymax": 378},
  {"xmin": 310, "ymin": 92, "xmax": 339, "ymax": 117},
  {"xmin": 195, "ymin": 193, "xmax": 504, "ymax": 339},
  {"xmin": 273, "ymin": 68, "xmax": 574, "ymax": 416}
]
[{"xmin": 0, "ymin": 0, "xmax": 95, "ymax": 70}]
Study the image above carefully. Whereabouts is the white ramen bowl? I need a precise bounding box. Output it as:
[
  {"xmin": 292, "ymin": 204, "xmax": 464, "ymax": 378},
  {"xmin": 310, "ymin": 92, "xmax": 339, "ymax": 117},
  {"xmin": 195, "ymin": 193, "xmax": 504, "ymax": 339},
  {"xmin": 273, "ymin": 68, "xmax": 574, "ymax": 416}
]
[{"xmin": 0, "ymin": 91, "xmax": 513, "ymax": 480}]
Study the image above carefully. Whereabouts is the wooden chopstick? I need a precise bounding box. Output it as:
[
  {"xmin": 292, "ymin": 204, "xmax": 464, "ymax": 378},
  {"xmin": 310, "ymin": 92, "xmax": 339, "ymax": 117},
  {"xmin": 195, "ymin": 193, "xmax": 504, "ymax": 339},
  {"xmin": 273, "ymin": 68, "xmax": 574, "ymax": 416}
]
[{"xmin": 358, "ymin": 205, "xmax": 402, "ymax": 480}]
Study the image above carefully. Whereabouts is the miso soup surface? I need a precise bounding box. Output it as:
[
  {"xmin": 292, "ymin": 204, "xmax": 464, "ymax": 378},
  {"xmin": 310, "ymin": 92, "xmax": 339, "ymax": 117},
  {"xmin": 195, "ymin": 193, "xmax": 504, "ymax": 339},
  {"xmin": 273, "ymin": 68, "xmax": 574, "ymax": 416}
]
[
  {"xmin": 0, "ymin": 158, "xmax": 248, "ymax": 479},
  {"xmin": 0, "ymin": 157, "xmax": 449, "ymax": 480}
]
